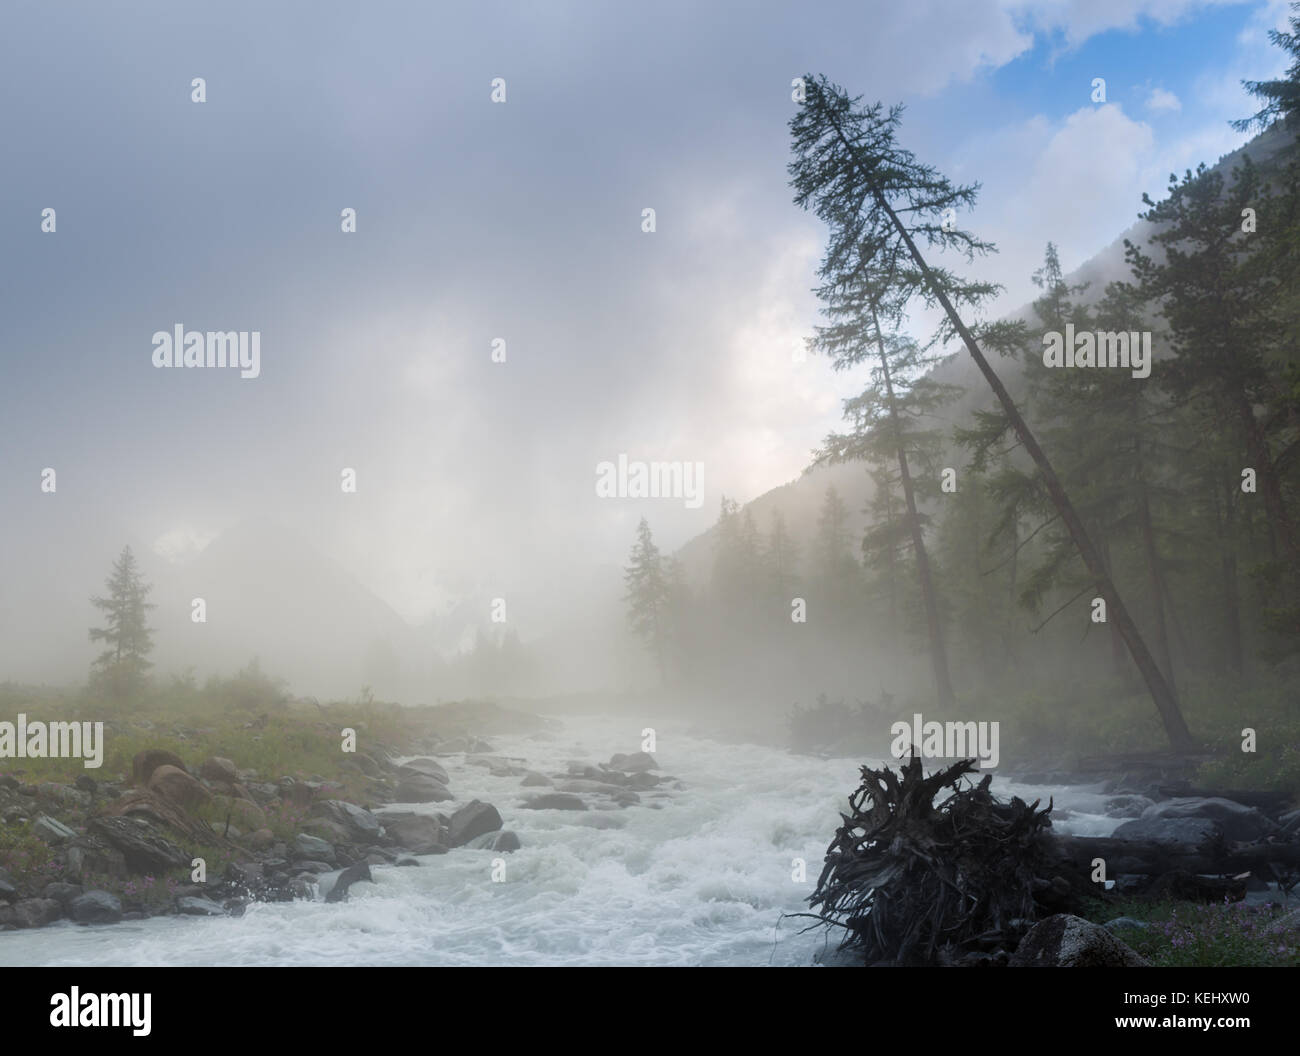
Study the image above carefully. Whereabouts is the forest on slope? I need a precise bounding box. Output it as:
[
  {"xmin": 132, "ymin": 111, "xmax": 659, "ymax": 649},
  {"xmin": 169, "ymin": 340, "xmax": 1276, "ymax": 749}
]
[{"xmin": 624, "ymin": 18, "xmax": 1300, "ymax": 782}]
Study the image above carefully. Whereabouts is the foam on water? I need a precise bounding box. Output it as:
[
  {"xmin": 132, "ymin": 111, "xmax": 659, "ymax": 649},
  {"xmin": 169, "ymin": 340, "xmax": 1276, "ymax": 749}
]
[{"xmin": 0, "ymin": 715, "xmax": 1122, "ymax": 967}]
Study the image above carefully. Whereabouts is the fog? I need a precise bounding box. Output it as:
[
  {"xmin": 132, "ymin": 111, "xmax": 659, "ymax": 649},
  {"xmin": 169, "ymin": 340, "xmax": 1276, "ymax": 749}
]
[{"xmin": 0, "ymin": 0, "xmax": 1289, "ymax": 725}]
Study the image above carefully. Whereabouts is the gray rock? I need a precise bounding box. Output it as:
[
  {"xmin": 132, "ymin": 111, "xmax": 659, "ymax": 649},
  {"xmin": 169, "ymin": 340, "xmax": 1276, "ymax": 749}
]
[
  {"xmin": 465, "ymin": 830, "xmax": 522, "ymax": 852},
  {"xmin": 395, "ymin": 773, "xmax": 455, "ymax": 803},
  {"xmin": 63, "ymin": 839, "xmax": 128, "ymax": 880},
  {"xmin": 557, "ymin": 779, "xmax": 626, "ymax": 795},
  {"xmin": 37, "ymin": 782, "xmax": 88, "ymax": 808},
  {"xmin": 1139, "ymin": 797, "xmax": 1280, "ymax": 843},
  {"xmin": 394, "ymin": 853, "xmax": 421, "ymax": 867},
  {"xmin": 88, "ymin": 816, "xmax": 189, "ymax": 873},
  {"xmin": 1110, "ymin": 816, "xmax": 1223, "ymax": 851},
  {"xmin": 607, "ymin": 751, "xmax": 658, "ymax": 773},
  {"xmin": 520, "ymin": 771, "xmax": 551, "ymax": 787},
  {"xmin": 1104, "ymin": 795, "xmax": 1154, "ymax": 819},
  {"xmin": 293, "ymin": 833, "xmax": 337, "ymax": 863},
  {"xmin": 322, "ymin": 861, "xmax": 373, "ymax": 903},
  {"xmin": 41, "ymin": 882, "xmax": 83, "ymax": 906},
  {"xmin": 379, "ymin": 812, "xmax": 446, "ymax": 854},
  {"xmin": 10, "ymin": 898, "xmax": 62, "ymax": 928},
  {"xmin": 175, "ymin": 895, "xmax": 225, "ymax": 916},
  {"xmin": 292, "ymin": 860, "xmax": 333, "ymax": 874},
  {"xmin": 447, "ymin": 800, "xmax": 504, "ymax": 846},
  {"xmin": 70, "ymin": 890, "xmax": 123, "ymax": 924},
  {"xmin": 1010, "ymin": 914, "xmax": 1149, "ymax": 967},
  {"xmin": 199, "ymin": 756, "xmax": 239, "ymax": 783},
  {"xmin": 521, "ymin": 793, "xmax": 587, "ymax": 811},
  {"xmin": 397, "ymin": 758, "xmax": 450, "ymax": 784},
  {"xmin": 313, "ymin": 800, "xmax": 384, "ymax": 843},
  {"xmin": 32, "ymin": 814, "xmax": 78, "ymax": 844}
]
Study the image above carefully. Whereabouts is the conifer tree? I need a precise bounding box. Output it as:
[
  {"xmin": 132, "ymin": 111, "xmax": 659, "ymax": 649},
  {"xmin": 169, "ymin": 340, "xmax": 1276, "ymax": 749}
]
[
  {"xmin": 790, "ymin": 74, "xmax": 1193, "ymax": 747},
  {"xmin": 89, "ymin": 545, "xmax": 156, "ymax": 697},
  {"xmin": 624, "ymin": 517, "xmax": 672, "ymax": 685}
]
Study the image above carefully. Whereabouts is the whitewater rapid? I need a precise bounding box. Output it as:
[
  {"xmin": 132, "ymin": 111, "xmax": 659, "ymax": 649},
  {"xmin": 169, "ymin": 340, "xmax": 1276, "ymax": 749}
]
[{"xmin": 0, "ymin": 715, "xmax": 1125, "ymax": 967}]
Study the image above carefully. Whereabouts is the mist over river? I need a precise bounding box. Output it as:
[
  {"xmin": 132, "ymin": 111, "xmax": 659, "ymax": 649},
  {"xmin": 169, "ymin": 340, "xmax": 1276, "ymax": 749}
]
[{"xmin": 0, "ymin": 715, "xmax": 1123, "ymax": 967}]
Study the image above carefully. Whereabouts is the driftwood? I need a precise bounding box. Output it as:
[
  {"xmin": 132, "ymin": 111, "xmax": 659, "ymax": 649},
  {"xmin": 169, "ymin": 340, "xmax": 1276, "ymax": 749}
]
[
  {"xmin": 805, "ymin": 756, "xmax": 1056, "ymax": 965},
  {"xmin": 1048, "ymin": 834, "xmax": 1300, "ymax": 904}
]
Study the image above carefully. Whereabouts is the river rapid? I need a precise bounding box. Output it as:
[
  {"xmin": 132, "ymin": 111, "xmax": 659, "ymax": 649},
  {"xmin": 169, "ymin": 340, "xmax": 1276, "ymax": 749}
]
[{"xmin": 0, "ymin": 714, "xmax": 1125, "ymax": 967}]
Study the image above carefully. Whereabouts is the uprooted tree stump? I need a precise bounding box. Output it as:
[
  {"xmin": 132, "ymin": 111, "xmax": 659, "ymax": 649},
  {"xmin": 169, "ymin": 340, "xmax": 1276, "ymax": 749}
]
[{"xmin": 805, "ymin": 756, "xmax": 1061, "ymax": 965}]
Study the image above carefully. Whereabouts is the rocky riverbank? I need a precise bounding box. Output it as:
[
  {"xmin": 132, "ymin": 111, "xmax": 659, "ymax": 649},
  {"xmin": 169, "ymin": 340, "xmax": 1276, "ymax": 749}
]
[{"xmin": 0, "ymin": 700, "xmax": 681, "ymax": 933}]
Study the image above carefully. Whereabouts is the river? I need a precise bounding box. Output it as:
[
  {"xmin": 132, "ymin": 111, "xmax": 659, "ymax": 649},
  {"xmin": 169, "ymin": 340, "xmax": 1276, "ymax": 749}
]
[{"xmin": 0, "ymin": 714, "xmax": 1127, "ymax": 967}]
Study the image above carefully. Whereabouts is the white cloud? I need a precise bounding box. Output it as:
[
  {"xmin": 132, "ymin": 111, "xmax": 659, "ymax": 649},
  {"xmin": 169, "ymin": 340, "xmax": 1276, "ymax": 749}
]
[{"xmin": 1146, "ymin": 86, "xmax": 1183, "ymax": 112}]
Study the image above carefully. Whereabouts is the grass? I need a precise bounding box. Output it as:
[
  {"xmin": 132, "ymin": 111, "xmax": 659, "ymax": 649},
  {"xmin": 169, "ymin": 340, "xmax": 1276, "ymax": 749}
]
[
  {"xmin": 1087, "ymin": 896, "xmax": 1300, "ymax": 967},
  {"xmin": 0, "ymin": 672, "xmax": 447, "ymax": 803}
]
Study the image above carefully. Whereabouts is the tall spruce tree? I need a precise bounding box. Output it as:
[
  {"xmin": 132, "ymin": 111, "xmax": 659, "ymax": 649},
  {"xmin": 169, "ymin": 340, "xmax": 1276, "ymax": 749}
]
[
  {"xmin": 1128, "ymin": 160, "xmax": 1300, "ymax": 651},
  {"xmin": 89, "ymin": 545, "xmax": 156, "ymax": 697},
  {"xmin": 1235, "ymin": 2, "xmax": 1300, "ymax": 133},
  {"xmin": 624, "ymin": 517, "xmax": 672, "ymax": 685}
]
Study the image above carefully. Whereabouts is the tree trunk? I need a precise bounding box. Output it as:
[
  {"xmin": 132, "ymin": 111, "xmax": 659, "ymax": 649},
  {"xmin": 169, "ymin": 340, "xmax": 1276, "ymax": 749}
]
[
  {"xmin": 867, "ymin": 187, "xmax": 1195, "ymax": 750},
  {"xmin": 1135, "ymin": 437, "xmax": 1177, "ymax": 692},
  {"xmin": 1210, "ymin": 457, "xmax": 1245, "ymax": 674},
  {"xmin": 1237, "ymin": 392, "xmax": 1300, "ymax": 570},
  {"xmin": 874, "ymin": 307, "xmax": 956, "ymax": 708}
]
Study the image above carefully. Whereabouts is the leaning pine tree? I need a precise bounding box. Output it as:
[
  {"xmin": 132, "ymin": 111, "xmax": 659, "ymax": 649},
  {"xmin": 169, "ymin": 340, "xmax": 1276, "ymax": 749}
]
[{"xmin": 789, "ymin": 75, "xmax": 1194, "ymax": 749}]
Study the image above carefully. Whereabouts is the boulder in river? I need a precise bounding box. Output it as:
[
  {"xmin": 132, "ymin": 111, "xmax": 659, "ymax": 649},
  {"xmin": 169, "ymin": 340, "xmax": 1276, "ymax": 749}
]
[
  {"xmin": 465, "ymin": 830, "xmax": 522, "ymax": 852},
  {"xmin": 70, "ymin": 890, "xmax": 123, "ymax": 924},
  {"xmin": 175, "ymin": 895, "xmax": 225, "ymax": 917},
  {"xmin": 6, "ymin": 897, "xmax": 62, "ymax": 928},
  {"xmin": 397, "ymin": 758, "xmax": 450, "ymax": 785},
  {"xmin": 447, "ymin": 800, "xmax": 504, "ymax": 846},
  {"xmin": 379, "ymin": 812, "xmax": 447, "ymax": 854},
  {"xmin": 1110, "ymin": 816, "xmax": 1223, "ymax": 852},
  {"xmin": 1137, "ymin": 797, "xmax": 1279, "ymax": 843},
  {"xmin": 396, "ymin": 772, "xmax": 455, "ymax": 803},
  {"xmin": 1010, "ymin": 914, "xmax": 1149, "ymax": 967},
  {"xmin": 322, "ymin": 861, "xmax": 373, "ymax": 903},
  {"xmin": 521, "ymin": 793, "xmax": 587, "ymax": 811},
  {"xmin": 607, "ymin": 752, "xmax": 658, "ymax": 773},
  {"xmin": 520, "ymin": 771, "xmax": 551, "ymax": 787}
]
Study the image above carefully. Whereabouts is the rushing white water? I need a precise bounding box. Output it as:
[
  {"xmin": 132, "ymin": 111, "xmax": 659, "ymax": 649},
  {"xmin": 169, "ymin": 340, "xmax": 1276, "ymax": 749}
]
[{"xmin": 0, "ymin": 715, "xmax": 1125, "ymax": 967}]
